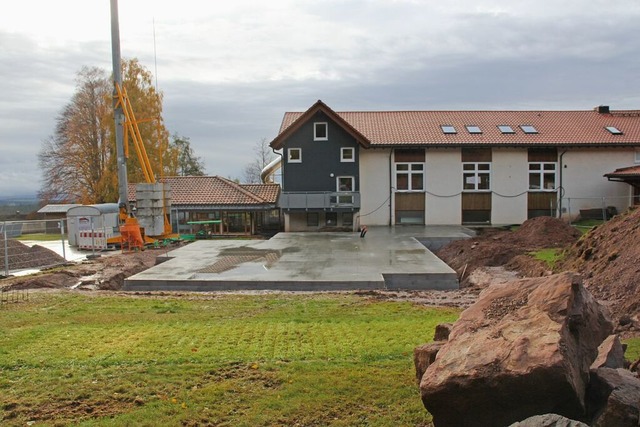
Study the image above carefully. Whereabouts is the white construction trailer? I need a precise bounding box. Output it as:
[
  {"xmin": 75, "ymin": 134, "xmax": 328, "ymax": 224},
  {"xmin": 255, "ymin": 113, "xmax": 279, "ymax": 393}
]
[{"xmin": 66, "ymin": 204, "xmax": 120, "ymax": 249}]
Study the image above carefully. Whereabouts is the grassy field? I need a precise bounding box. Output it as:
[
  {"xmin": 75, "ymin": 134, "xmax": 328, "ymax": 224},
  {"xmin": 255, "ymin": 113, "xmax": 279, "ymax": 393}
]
[{"xmin": 0, "ymin": 292, "xmax": 459, "ymax": 426}]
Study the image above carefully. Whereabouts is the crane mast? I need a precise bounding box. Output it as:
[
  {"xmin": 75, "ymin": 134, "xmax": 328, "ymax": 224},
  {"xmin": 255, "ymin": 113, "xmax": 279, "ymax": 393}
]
[{"xmin": 110, "ymin": 0, "xmax": 130, "ymax": 216}]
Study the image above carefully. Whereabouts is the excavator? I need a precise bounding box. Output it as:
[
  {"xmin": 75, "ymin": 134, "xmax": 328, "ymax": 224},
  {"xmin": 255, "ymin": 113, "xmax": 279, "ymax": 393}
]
[{"xmin": 109, "ymin": 0, "xmax": 175, "ymax": 251}]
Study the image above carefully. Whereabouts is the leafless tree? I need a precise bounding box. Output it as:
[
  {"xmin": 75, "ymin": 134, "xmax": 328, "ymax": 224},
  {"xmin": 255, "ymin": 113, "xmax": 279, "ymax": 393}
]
[{"xmin": 242, "ymin": 138, "xmax": 277, "ymax": 183}]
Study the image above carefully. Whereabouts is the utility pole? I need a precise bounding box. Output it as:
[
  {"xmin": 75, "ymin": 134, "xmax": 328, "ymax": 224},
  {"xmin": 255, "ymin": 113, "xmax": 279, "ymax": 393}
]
[{"xmin": 110, "ymin": 0, "xmax": 130, "ymax": 215}]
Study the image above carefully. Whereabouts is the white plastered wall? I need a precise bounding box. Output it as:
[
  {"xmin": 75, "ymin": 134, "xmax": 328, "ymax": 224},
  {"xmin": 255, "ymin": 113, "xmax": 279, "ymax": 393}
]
[
  {"xmin": 425, "ymin": 149, "xmax": 462, "ymax": 224},
  {"xmin": 359, "ymin": 148, "xmax": 392, "ymax": 226},
  {"xmin": 491, "ymin": 148, "xmax": 528, "ymax": 225},
  {"xmin": 560, "ymin": 148, "xmax": 635, "ymax": 218}
]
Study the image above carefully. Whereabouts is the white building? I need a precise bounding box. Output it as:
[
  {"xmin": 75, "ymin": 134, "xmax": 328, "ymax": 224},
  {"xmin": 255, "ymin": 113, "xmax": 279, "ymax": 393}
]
[{"xmin": 269, "ymin": 101, "xmax": 640, "ymax": 231}]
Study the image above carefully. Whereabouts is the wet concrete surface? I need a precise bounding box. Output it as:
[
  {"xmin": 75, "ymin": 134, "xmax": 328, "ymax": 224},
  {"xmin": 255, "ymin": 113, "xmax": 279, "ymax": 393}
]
[{"xmin": 124, "ymin": 226, "xmax": 473, "ymax": 292}]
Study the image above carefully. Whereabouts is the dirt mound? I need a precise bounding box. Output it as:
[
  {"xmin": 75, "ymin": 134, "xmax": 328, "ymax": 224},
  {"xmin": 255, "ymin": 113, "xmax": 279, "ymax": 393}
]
[
  {"xmin": 560, "ymin": 206, "xmax": 640, "ymax": 336},
  {"xmin": 511, "ymin": 215, "xmax": 582, "ymax": 246},
  {"xmin": 436, "ymin": 216, "xmax": 581, "ymax": 286},
  {"xmin": 0, "ymin": 240, "xmax": 66, "ymax": 272}
]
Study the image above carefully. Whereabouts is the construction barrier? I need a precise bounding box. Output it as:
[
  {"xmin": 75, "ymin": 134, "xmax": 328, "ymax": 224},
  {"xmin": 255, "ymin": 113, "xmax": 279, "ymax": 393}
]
[{"xmin": 77, "ymin": 228, "xmax": 113, "ymax": 250}]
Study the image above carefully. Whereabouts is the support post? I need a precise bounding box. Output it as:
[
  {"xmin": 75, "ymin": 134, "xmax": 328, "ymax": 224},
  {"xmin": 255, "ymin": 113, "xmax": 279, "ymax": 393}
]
[{"xmin": 3, "ymin": 222, "xmax": 8, "ymax": 276}]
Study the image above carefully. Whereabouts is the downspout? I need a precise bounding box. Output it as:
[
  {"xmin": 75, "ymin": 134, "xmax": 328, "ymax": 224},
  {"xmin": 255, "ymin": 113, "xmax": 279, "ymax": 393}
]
[
  {"xmin": 558, "ymin": 149, "xmax": 567, "ymax": 218},
  {"xmin": 389, "ymin": 149, "xmax": 393, "ymax": 227}
]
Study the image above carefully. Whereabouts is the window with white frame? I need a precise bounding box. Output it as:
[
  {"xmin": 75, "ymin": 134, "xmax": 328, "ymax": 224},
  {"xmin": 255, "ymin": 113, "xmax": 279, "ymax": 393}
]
[
  {"xmin": 341, "ymin": 147, "xmax": 354, "ymax": 162},
  {"xmin": 529, "ymin": 162, "xmax": 557, "ymax": 190},
  {"xmin": 288, "ymin": 148, "xmax": 302, "ymax": 163},
  {"xmin": 331, "ymin": 176, "xmax": 355, "ymax": 204},
  {"xmin": 635, "ymin": 149, "xmax": 640, "ymax": 163},
  {"xmin": 395, "ymin": 163, "xmax": 424, "ymax": 191},
  {"xmin": 314, "ymin": 122, "xmax": 328, "ymax": 141},
  {"xmin": 337, "ymin": 176, "xmax": 354, "ymax": 192},
  {"xmin": 462, "ymin": 163, "xmax": 491, "ymax": 191}
]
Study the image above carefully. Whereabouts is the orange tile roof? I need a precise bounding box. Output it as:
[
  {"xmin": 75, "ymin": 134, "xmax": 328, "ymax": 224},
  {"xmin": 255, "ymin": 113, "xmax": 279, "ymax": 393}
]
[
  {"xmin": 279, "ymin": 107, "xmax": 640, "ymax": 146},
  {"xmin": 127, "ymin": 176, "xmax": 279, "ymax": 206},
  {"xmin": 604, "ymin": 165, "xmax": 640, "ymax": 178}
]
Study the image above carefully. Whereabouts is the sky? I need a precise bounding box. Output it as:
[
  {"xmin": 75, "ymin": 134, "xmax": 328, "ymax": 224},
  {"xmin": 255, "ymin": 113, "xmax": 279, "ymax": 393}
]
[{"xmin": 1, "ymin": 0, "xmax": 640, "ymax": 199}]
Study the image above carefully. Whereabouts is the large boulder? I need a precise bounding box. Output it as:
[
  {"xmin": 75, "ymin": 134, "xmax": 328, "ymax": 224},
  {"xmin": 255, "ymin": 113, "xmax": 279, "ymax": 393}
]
[
  {"xmin": 419, "ymin": 272, "xmax": 612, "ymax": 427},
  {"xmin": 587, "ymin": 367, "xmax": 640, "ymax": 426},
  {"xmin": 508, "ymin": 413, "xmax": 588, "ymax": 427}
]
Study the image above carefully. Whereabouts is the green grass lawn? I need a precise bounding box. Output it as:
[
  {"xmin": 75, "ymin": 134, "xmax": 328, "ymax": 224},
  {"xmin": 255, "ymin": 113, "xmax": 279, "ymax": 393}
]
[
  {"xmin": 528, "ymin": 248, "xmax": 565, "ymax": 270},
  {"xmin": 0, "ymin": 292, "xmax": 458, "ymax": 426}
]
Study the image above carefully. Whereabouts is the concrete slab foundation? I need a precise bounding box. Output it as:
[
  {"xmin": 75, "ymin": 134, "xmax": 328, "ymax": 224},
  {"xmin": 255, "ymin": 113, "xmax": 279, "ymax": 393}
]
[{"xmin": 124, "ymin": 226, "xmax": 473, "ymax": 292}]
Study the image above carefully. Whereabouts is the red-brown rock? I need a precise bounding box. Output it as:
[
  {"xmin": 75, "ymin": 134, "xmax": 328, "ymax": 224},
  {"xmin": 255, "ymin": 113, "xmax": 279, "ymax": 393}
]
[
  {"xmin": 587, "ymin": 367, "xmax": 640, "ymax": 426},
  {"xmin": 419, "ymin": 272, "xmax": 612, "ymax": 427},
  {"xmin": 433, "ymin": 323, "xmax": 453, "ymax": 341},
  {"xmin": 414, "ymin": 342, "xmax": 443, "ymax": 384},
  {"xmin": 590, "ymin": 335, "xmax": 625, "ymax": 370}
]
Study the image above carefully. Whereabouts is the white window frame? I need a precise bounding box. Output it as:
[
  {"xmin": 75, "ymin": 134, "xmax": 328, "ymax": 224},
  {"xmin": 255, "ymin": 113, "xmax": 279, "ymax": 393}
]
[
  {"xmin": 288, "ymin": 148, "xmax": 302, "ymax": 163},
  {"xmin": 314, "ymin": 122, "xmax": 328, "ymax": 141},
  {"xmin": 528, "ymin": 162, "xmax": 557, "ymax": 191},
  {"xmin": 340, "ymin": 147, "xmax": 355, "ymax": 162},
  {"xmin": 635, "ymin": 149, "xmax": 640, "ymax": 164},
  {"xmin": 336, "ymin": 176, "xmax": 355, "ymax": 192},
  {"xmin": 462, "ymin": 162, "xmax": 491, "ymax": 191},
  {"xmin": 334, "ymin": 176, "xmax": 355, "ymax": 205},
  {"xmin": 395, "ymin": 162, "xmax": 425, "ymax": 192}
]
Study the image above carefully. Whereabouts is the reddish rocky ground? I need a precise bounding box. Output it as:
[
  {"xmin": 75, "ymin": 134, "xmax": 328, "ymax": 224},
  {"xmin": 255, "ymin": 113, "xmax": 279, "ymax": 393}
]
[
  {"xmin": 436, "ymin": 212, "xmax": 640, "ymax": 337},
  {"xmin": 560, "ymin": 206, "xmax": 640, "ymax": 337},
  {"xmin": 436, "ymin": 216, "xmax": 582, "ymax": 287}
]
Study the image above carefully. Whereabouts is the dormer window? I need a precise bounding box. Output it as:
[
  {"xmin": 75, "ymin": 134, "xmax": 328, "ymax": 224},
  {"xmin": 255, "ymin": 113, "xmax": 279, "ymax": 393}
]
[{"xmin": 314, "ymin": 122, "xmax": 328, "ymax": 141}]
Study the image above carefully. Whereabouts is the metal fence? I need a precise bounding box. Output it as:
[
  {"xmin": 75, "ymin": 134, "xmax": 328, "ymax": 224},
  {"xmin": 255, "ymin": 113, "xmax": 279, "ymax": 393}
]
[
  {"xmin": 0, "ymin": 287, "xmax": 29, "ymax": 307},
  {"xmin": 1, "ymin": 219, "xmax": 74, "ymax": 277},
  {"xmin": 560, "ymin": 195, "xmax": 637, "ymax": 224}
]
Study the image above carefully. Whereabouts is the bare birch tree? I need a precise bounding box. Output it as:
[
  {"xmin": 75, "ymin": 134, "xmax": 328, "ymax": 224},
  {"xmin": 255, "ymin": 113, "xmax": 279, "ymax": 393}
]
[{"xmin": 242, "ymin": 138, "xmax": 276, "ymax": 183}]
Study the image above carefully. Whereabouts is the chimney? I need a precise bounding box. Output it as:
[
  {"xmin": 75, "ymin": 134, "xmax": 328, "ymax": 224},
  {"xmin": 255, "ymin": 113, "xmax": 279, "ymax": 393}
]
[{"xmin": 596, "ymin": 105, "xmax": 610, "ymax": 114}]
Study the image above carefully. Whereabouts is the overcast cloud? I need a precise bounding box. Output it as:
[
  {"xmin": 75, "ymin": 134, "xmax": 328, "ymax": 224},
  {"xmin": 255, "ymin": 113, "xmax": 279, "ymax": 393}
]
[{"xmin": 1, "ymin": 0, "xmax": 639, "ymax": 198}]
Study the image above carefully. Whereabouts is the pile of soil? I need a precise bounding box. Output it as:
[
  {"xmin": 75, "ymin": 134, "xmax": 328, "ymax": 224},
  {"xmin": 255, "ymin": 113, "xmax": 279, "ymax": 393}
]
[
  {"xmin": 436, "ymin": 216, "xmax": 582, "ymax": 286},
  {"xmin": 560, "ymin": 206, "xmax": 640, "ymax": 336},
  {"xmin": 0, "ymin": 240, "xmax": 66, "ymax": 272}
]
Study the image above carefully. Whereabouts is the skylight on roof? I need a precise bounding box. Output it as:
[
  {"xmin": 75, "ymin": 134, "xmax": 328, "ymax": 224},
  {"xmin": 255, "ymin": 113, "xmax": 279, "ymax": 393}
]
[
  {"xmin": 498, "ymin": 125, "xmax": 515, "ymax": 134},
  {"xmin": 520, "ymin": 125, "xmax": 538, "ymax": 134},
  {"xmin": 441, "ymin": 125, "xmax": 457, "ymax": 134},
  {"xmin": 605, "ymin": 126, "xmax": 623, "ymax": 135},
  {"xmin": 466, "ymin": 125, "xmax": 482, "ymax": 134}
]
